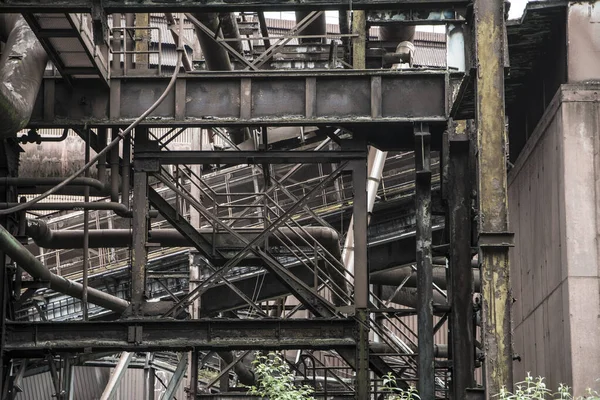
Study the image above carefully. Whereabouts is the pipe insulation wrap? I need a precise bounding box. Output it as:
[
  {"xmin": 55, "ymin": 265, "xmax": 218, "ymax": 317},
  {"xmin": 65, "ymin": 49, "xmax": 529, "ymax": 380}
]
[{"xmin": 0, "ymin": 14, "xmax": 48, "ymax": 137}]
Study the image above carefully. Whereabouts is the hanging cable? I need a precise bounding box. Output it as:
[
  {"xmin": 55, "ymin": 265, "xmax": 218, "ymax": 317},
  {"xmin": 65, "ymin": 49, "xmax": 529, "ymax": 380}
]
[{"xmin": 0, "ymin": 51, "xmax": 184, "ymax": 216}]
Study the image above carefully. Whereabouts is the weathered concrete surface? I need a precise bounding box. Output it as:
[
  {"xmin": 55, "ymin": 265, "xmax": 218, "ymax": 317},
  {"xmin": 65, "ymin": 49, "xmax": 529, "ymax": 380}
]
[
  {"xmin": 509, "ymin": 84, "xmax": 600, "ymax": 395},
  {"xmin": 567, "ymin": 3, "xmax": 600, "ymax": 82}
]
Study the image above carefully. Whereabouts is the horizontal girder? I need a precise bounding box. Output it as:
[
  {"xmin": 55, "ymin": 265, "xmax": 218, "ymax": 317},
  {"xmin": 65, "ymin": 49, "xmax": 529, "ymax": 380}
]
[
  {"xmin": 31, "ymin": 70, "xmax": 454, "ymax": 128},
  {"xmin": 4, "ymin": 318, "xmax": 357, "ymax": 355},
  {"xmin": 0, "ymin": 0, "xmax": 469, "ymax": 12}
]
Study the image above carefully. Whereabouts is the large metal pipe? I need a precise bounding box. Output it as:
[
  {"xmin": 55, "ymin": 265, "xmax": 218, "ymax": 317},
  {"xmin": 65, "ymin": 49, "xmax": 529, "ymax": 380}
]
[
  {"xmin": 218, "ymin": 13, "xmax": 244, "ymax": 56},
  {"xmin": 0, "ymin": 224, "xmax": 129, "ymax": 313},
  {"xmin": 0, "ymin": 14, "xmax": 48, "ymax": 137},
  {"xmin": 191, "ymin": 13, "xmax": 232, "ymax": 71},
  {"xmin": 2, "ymin": 202, "xmax": 135, "ymax": 218},
  {"xmin": 342, "ymin": 148, "xmax": 387, "ymax": 277},
  {"xmin": 25, "ymin": 220, "xmax": 342, "ymax": 255},
  {"xmin": 380, "ymin": 286, "xmax": 446, "ymax": 309},
  {"xmin": 294, "ymin": 11, "xmax": 327, "ymax": 43},
  {"xmin": 372, "ymin": 265, "xmax": 481, "ymax": 292},
  {"xmin": 0, "ymin": 177, "xmax": 106, "ymax": 192}
]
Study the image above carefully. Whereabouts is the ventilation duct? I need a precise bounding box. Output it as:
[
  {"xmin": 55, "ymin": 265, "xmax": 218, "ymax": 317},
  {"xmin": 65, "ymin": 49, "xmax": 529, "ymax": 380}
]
[{"xmin": 0, "ymin": 14, "xmax": 47, "ymax": 137}]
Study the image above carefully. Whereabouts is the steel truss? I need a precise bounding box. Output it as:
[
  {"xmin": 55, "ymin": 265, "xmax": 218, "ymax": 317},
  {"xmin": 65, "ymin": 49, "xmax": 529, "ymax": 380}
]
[{"xmin": 0, "ymin": 0, "xmax": 511, "ymax": 397}]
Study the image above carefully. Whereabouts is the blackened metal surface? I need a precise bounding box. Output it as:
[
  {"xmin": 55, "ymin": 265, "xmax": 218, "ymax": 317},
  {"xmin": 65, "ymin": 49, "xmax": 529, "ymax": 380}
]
[
  {"xmin": 136, "ymin": 150, "xmax": 367, "ymax": 164},
  {"xmin": 4, "ymin": 319, "xmax": 358, "ymax": 353},
  {"xmin": 447, "ymin": 121, "xmax": 475, "ymax": 399},
  {"xmin": 414, "ymin": 126, "xmax": 434, "ymax": 399},
  {"xmin": 29, "ymin": 71, "xmax": 449, "ymax": 127},
  {"xmin": 382, "ymin": 75, "xmax": 446, "ymax": 118},
  {"xmin": 0, "ymin": 0, "xmax": 471, "ymax": 13}
]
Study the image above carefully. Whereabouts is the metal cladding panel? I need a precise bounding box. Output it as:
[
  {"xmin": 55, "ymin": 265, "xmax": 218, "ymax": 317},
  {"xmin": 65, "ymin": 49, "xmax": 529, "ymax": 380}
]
[
  {"xmin": 120, "ymin": 82, "xmax": 176, "ymax": 119},
  {"xmin": 14, "ymin": 372, "xmax": 55, "ymax": 400},
  {"xmin": 252, "ymin": 79, "xmax": 305, "ymax": 118},
  {"xmin": 567, "ymin": 2, "xmax": 600, "ymax": 82},
  {"xmin": 35, "ymin": 14, "xmax": 72, "ymax": 29},
  {"xmin": 186, "ymin": 80, "xmax": 241, "ymax": 118},
  {"xmin": 381, "ymin": 75, "xmax": 445, "ymax": 118},
  {"xmin": 114, "ymin": 368, "xmax": 185, "ymax": 400},
  {"xmin": 53, "ymin": 80, "xmax": 109, "ymax": 120},
  {"xmin": 15, "ymin": 367, "xmax": 109, "ymax": 400},
  {"xmin": 316, "ymin": 78, "xmax": 371, "ymax": 117}
]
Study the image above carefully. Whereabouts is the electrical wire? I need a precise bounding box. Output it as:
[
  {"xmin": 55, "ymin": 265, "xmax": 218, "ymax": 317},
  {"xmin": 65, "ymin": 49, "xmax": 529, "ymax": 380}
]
[{"xmin": 0, "ymin": 51, "xmax": 184, "ymax": 216}]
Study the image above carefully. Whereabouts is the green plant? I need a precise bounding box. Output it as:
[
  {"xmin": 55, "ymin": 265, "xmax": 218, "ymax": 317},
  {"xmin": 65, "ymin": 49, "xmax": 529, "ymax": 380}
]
[
  {"xmin": 246, "ymin": 352, "xmax": 315, "ymax": 400},
  {"xmin": 382, "ymin": 372, "xmax": 421, "ymax": 400},
  {"xmin": 497, "ymin": 373, "xmax": 600, "ymax": 400}
]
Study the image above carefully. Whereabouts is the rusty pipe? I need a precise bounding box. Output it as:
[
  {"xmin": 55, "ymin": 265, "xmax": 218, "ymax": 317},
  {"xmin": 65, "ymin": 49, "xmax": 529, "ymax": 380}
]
[
  {"xmin": 25, "ymin": 221, "xmax": 341, "ymax": 252},
  {"xmin": 0, "ymin": 177, "xmax": 106, "ymax": 192},
  {"xmin": 0, "ymin": 224, "xmax": 129, "ymax": 313},
  {"xmin": 1, "ymin": 202, "xmax": 154, "ymax": 218},
  {"xmin": 372, "ymin": 265, "xmax": 481, "ymax": 292}
]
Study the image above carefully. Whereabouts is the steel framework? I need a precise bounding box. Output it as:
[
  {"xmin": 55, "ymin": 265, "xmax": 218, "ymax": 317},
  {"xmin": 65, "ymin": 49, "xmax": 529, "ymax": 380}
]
[{"xmin": 0, "ymin": 0, "xmax": 511, "ymax": 398}]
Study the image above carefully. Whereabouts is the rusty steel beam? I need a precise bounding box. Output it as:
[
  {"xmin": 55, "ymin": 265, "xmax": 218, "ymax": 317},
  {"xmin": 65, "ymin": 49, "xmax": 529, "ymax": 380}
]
[
  {"xmin": 473, "ymin": 0, "xmax": 513, "ymax": 396},
  {"xmin": 414, "ymin": 124, "xmax": 434, "ymax": 399},
  {"xmin": 0, "ymin": 0, "xmax": 470, "ymax": 12},
  {"xmin": 131, "ymin": 129, "xmax": 150, "ymax": 317},
  {"xmin": 3, "ymin": 319, "xmax": 357, "ymax": 354},
  {"xmin": 447, "ymin": 120, "xmax": 475, "ymax": 398},
  {"xmin": 28, "ymin": 71, "xmax": 451, "ymax": 128}
]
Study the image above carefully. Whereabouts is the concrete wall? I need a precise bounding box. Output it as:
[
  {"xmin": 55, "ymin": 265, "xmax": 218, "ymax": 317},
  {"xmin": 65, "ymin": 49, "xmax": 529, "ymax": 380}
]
[{"xmin": 509, "ymin": 85, "xmax": 600, "ymax": 395}]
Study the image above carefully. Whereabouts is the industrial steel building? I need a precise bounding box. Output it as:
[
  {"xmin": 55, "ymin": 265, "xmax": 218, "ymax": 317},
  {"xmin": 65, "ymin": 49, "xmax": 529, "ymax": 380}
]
[{"xmin": 0, "ymin": 0, "xmax": 598, "ymax": 398}]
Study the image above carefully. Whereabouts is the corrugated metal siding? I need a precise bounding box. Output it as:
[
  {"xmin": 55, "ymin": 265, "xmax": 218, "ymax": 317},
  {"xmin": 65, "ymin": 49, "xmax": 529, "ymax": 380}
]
[
  {"xmin": 16, "ymin": 367, "xmax": 109, "ymax": 400},
  {"xmin": 115, "ymin": 368, "xmax": 187, "ymax": 400},
  {"xmin": 15, "ymin": 366, "xmax": 187, "ymax": 400}
]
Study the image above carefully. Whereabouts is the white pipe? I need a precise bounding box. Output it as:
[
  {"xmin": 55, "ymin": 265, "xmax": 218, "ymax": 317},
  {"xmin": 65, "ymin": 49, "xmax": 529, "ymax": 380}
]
[
  {"xmin": 100, "ymin": 352, "xmax": 133, "ymax": 400},
  {"xmin": 342, "ymin": 148, "xmax": 387, "ymax": 278}
]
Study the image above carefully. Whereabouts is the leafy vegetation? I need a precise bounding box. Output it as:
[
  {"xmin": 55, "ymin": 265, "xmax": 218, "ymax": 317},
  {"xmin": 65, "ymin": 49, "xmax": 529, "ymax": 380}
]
[
  {"xmin": 382, "ymin": 372, "xmax": 421, "ymax": 400},
  {"xmin": 498, "ymin": 374, "xmax": 600, "ymax": 400},
  {"xmin": 246, "ymin": 352, "xmax": 315, "ymax": 400}
]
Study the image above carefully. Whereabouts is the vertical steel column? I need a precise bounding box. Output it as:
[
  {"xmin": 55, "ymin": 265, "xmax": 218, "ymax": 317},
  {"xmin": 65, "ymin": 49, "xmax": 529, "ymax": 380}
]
[
  {"xmin": 188, "ymin": 349, "xmax": 199, "ymax": 400},
  {"xmin": 125, "ymin": 14, "xmax": 134, "ymax": 71},
  {"xmin": 134, "ymin": 13, "xmax": 150, "ymax": 69},
  {"xmin": 351, "ymin": 11, "xmax": 366, "ymax": 69},
  {"xmin": 351, "ymin": 12, "xmax": 369, "ymax": 399},
  {"xmin": 448, "ymin": 120, "xmax": 475, "ymax": 399},
  {"xmin": 473, "ymin": 0, "xmax": 513, "ymax": 395},
  {"xmin": 132, "ymin": 128, "xmax": 149, "ymax": 316},
  {"xmin": 352, "ymin": 155, "xmax": 369, "ymax": 399},
  {"xmin": 0, "ymin": 141, "xmax": 18, "ymax": 399},
  {"xmin": 415, "ymin": 124, "xmax": 434, "ymax": 399},
  {"xmin": 122, "ymin": 134, "xmax": 131, "ymax": 209},
  {"xmin": 82, "ymin": 130, "xmax": 90, "ymax": 321}
]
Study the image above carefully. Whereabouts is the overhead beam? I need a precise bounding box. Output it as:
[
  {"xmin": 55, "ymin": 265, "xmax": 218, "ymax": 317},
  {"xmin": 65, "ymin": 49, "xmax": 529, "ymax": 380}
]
[
  {"xmin": 30, "ymin": 71, "xmax": 451, "ymax": 128},
  {"xmin": 4, "ymin": 319, "xmax": 357, "ymax": 354},
  {"xmin": 136, "ymin": 150, "xmax": 367, "ymax": 165},
  {"xmin": 0, "ymin": 0, "xmax": 470, "ymax": 12}
]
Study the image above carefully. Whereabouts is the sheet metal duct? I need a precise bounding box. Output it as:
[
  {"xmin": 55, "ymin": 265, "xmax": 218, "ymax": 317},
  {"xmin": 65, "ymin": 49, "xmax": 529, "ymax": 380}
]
[{"xmin": 0, "ymin": 14, "xmax": 47, "ymax": 137}]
